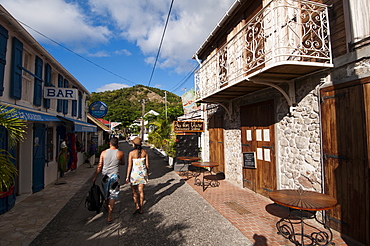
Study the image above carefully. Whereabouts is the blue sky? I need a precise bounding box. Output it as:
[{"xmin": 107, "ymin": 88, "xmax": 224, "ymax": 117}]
[{"xmin": 1, "ymin": 0, "xmax": 235, "ymax": 96}]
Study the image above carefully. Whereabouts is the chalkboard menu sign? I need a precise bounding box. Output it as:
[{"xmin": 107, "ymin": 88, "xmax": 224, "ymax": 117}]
[{"xmin": 243, "ymin": 152, "xmax": 256, "ymax": 169}]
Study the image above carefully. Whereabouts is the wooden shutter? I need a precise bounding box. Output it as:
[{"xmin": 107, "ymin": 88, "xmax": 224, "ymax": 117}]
[
  {"xmin": 33, "ymin": 56, "xmax": 43, "ymax": 106},
  {"xmin": 57, "ymin": 74, "xmax": 63, "ymax": 112},
  {"xmin": 63, "ymin": 79, "xmax": 69, "ymax": 114},
  {"xmin": 43, "ymin": 63, "xmax": 51, "ymax": 109},
  {"xmin": 72, "ymin": 86, "xmax": 77, "ymax": 116},
  {"xmin": 78, "ymin": 91, "xmax": 82, "ymax": 118},
  {"xmin": 0, "ymin": 25, "xmax": 8, "ymax": 96},
  {"xmin": 10, "ymin": 37, "xmax": 23, "ymax": 100}
]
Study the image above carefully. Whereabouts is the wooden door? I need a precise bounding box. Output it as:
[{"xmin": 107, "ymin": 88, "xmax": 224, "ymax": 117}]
[
  {"xmin": 209, "ymin": 113, "xmax": 224, "ymax": 174},
  {"xmin": 33, "ymin": 123, "xmax": 46, "ymax": 193},
  {"xmin": 240, "ymin": 100, "xmax": 276, "ymax": 197},
  {"xmin": 321, "ymin": 81, "xmax": 369, "ymax": 245}
]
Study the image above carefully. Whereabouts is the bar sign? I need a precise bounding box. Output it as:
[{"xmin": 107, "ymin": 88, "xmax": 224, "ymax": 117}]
[{"xmin": 44, "ymin": 87, "xmax": 78, "ymax": 100}]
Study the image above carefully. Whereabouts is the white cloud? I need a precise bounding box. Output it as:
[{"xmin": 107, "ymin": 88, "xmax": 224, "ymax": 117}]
[
  {"xmin": 96, "ymin": 83, "xmax": 130, "ymax": 92},
  {"xmin": 86, "ymin": 0, "xmax": 235, "ymax": 72},
  {"xmin": 114, "ymin": 49, "xmax": 132, "ymax": 56},
  {"xmin": 2, "ymin": 0, "xmax": 235, "ymax": 74},
  {"xmin": 1, "ymin": 0, "xmax": 111, "ymax": 52}
]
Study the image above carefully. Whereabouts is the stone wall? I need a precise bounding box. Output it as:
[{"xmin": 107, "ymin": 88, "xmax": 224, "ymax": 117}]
[{"xmin": 276, "ymin": 76, "xmax": 323, "ymax": 192}]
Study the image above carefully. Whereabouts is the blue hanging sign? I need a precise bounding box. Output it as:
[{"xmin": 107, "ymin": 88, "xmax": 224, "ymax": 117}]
[{"xmin": 89, "ymin": 101, "xmax": 108, "ymax": 118}]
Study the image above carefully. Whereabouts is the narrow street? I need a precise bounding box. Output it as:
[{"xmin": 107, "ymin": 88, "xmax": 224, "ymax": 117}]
[{"xmin": 27, "ymin": 141, "xmax": 252, "ymax": 246}]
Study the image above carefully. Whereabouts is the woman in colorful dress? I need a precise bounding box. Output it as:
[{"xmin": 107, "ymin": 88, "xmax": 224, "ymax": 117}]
[{"xmin": 126, "ymin": 137, "xmax": 149, "ymax": 214}]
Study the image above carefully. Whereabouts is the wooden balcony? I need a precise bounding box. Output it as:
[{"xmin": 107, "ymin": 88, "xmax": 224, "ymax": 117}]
[{"xmin": 194, "ymin": 0, "xmax": 333, "ymax": 103}]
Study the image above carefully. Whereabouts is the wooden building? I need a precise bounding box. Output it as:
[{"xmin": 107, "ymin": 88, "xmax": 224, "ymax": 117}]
[{"xmin": 193, "ymin": 0, "xmax": 369, "ymax": 244}]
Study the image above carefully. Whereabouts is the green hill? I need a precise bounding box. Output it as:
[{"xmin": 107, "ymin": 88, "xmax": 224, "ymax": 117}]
[{"xmin": 87, "ymin": 85, "xmax": 183, "ymax": 127}]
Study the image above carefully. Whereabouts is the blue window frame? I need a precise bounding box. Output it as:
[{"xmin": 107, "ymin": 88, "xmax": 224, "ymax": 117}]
[
  {"xmin": 0, "ymin": 25, "xmax": 8, "ymax": 96},
  {"xmin": 57, "ymin": 74, "xmax": 63, "ymax": 112},
  {"xmin": 63, "ymin": 79, "xmax": 69, "ymax": 115},
  {"xmin": 78, "ymin": 91, "xmax": 82, "ymax": 118},
  {"xmin": 72, "ymin": 86, "xmax": 77, "ymax": 117},
  {"xmin": 43, "ymin": 63, "xmax": 52, "ymax": 109},
  {"xmin": 33, "ymin": 56, "xmax": 43, "ymax": 106},
  {"xmin": 10, "ymin": 37, "xmax": 23, "ymax": 100}
]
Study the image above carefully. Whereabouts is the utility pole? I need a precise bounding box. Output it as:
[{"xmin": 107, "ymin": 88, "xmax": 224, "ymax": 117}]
[
  {"xmin": 138, "ymin": 99, "xmax": 148, "ymax": 140},
  {"xmin": 164, "ymin": 91, "xmax": 167, "ymax": 120}
]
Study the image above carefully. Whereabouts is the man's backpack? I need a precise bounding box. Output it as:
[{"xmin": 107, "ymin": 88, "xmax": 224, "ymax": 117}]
[{"xmin": 85, "ymin": 183, "xmax": 104, "ymax": 213}]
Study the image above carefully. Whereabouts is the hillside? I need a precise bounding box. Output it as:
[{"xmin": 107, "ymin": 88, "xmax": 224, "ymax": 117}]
[{"xmin": 87, "ymin": 85, "xmax": 184, "ymax": 127}]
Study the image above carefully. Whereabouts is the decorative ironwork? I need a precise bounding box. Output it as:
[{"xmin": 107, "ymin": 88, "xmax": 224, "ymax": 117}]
[
  {"xmin": 195, "ymin": 0, "xmax": 331, "ymax": 101},
  {"xmin": 276, "ymin": 209, "xmax": 334, "ymax": 245}
]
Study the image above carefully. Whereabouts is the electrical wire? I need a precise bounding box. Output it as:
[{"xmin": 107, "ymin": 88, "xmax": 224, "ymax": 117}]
[
  {"xmin": 147, "ymin": 0, "xmax": 175, "ymax": 87},
  {"xmin": 169, "ymin": 63, "xmax": 199, "ymax": 93},
  {"xmin": 4, "ymin": 12, "xmax": 138, "ymax": 86}
]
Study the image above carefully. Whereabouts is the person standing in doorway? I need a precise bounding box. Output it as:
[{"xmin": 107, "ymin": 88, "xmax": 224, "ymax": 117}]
[
  {"xmin": 126, "ymin": 137, "xmax": 149, "ymax": 214},
  {"xmin": 92, "ymin": 137, "xmax": 125, "ymax": 223}
]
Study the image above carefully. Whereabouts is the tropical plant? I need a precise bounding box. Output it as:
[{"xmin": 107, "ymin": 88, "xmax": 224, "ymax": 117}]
[
  {"xmin": 147, "ymin": 115, "xmax": 177, "ymax": 157},
  {"xmin": 0, "ymin": 105, "xmax": 27, "ymax": 193}
]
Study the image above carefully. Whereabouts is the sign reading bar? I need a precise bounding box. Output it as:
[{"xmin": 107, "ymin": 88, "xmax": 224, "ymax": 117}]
[
  {"xmin": 44, "ymin": 87, "xmax": 78, "ymax": 100},
  {"xmin": 174, "ymin": 121, "xmax": 204, "ymax": 132},
  {"xmin": 243, "ymin": 152, "xmax": 256, "ymax": 169}
]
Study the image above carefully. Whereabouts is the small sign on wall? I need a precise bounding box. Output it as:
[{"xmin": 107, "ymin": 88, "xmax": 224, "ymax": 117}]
[
  {"xmin": 243, "ymin": 152, "xmax": 256, "ymax": 169},
  {"xmin": 44, "ymin": 87, "xmax": 78, "ymax": 100}
]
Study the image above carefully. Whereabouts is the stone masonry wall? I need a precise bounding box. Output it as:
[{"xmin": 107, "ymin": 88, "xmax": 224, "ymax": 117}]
[{"xmin": 276, "ymin": 77, "xmax": 323, "ymax": 192}]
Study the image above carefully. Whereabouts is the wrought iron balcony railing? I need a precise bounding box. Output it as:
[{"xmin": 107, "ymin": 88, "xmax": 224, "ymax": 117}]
[{"xmin": 194, "ymin": 0, "xmax": 332, "ymax": 101}]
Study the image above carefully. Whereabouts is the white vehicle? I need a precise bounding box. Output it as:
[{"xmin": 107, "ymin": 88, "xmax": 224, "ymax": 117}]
[{"xmin": 129, "ymin": 134, "xmax": 138, "ymax": 141}]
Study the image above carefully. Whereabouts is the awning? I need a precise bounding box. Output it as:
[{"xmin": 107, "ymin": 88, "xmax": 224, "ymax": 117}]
[
  {"xmin": 57, "ymin": 116, "xmax": 97, "ymax": 132},
  {"xmin": 0, "ymin": 103, "xmax": 60, "ymax": 122}
]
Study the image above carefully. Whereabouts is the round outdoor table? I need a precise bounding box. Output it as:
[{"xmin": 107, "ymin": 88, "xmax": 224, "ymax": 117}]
[
  {"xmin": 176, "ymin": 156, "xmax": 200, "ymax": 178},
  {"xmin": 191, "ymin": 162, "xmax": 219, "ymax": 191},
  {"xmin": 269, "ymin": 189, "xmax": 337, "ymax": 246}
]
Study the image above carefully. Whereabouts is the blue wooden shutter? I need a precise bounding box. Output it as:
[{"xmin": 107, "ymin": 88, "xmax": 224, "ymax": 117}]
[
  {"xmin": 43, "ymin": 63, "xmax": 51, "ymax": 109},
  {"xmin": 57, "ymin": 74, "xmax": 63, "ymax": 112},
  {"xmin": 10, "ymin": 37, "xmax": 23, "ymax": 100},
  {"xmin": 78, "ymin": 91, "xmax": 82, "ymax": 118},
  {"xmin": 63, "ymin": 79, "xmax": 69, "ymax": 114},
  {"xmin": 33, "ymin": 56, "xmax": 43, "ymax": 106},
  {"xmin": 0, "ymin": 25, "xmax": 8, "ymax": 96},
  {"xmin": 72, "ymin": 86, "xmax": 77, "ymax": 116}
]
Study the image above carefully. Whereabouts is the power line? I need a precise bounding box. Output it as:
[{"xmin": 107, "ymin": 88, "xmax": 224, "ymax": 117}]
[
  {"xmin": 6, "ymin": 14, "xmax": 138, "ymax": 86},
  {"xmin": 147, "ymin": 0, "xmax": 175, "ymax": 87},
  {"xmin": 169, "ymin": 63, "xmax": 199, "ymax": 93}
]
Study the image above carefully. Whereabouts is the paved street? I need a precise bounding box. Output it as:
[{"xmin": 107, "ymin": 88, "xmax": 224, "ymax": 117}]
[
  {"xmin": 1, "ymin": 141, "xmax": 349, "ymax": 246},
  {"xmin": 8, "ymin": 141, "xmax": 251, "ymax": 246}
]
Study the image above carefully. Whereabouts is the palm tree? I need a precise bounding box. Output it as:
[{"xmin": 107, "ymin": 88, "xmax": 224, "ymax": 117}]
[{"xmin": 0, "ymin": 105, "xmax": 27, "ymax": 193}]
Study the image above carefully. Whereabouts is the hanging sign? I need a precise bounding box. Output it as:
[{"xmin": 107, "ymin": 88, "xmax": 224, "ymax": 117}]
[
  {"xmin": 174, "ymin": 121, "xmax": 204, "ymax": 132},
  {"xmin": 44, "ymin": 87, "xmax": 78, "ymax": 100},
  {"xmin": 89, "ymin": 101, "xmax": 108, "ymax": 118}
]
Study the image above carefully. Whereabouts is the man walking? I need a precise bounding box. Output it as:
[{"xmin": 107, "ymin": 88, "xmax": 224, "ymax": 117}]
[{"xmin": 92, "ymin": 137, "xmax": 125, "ymax": 223}]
